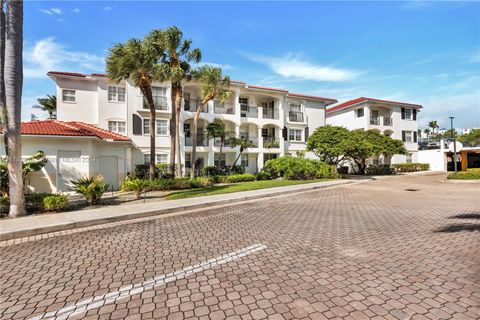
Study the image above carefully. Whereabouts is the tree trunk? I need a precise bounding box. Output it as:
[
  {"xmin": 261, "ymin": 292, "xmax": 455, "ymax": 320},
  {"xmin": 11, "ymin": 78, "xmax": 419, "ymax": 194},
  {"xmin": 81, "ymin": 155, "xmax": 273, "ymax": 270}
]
[
  {"xmin": 140, "ymin": 85, "xmax": 156, "ymax": 180},
  {"xmin": 169, "ymin": 84, "xmax": 177, "ymax": 176},
  {"xmin": 190, "ymin": 104, "xmax": 204, "ymax": 179},
  {"xmin": 219, "ymin": 139, "xmax": 223, "ymax": 169},
  {"xmin": 0, "ymin": 3, "xmax": 7, "ymax": 156},
  {"xmin": 233, "ymin": 151, "xmax": 242, "ymax": 166},
  {"xmin": 174, "ymin": 85, "xmax": 182, "ymax": 177},
  {"xmin": 5, "ymin": 0, "xmax": 25, "ymax": 217}
]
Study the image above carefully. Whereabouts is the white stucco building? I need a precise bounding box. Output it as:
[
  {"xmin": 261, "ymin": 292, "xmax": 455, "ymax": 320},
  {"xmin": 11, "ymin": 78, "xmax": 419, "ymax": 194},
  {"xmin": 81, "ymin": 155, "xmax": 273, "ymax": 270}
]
[
  {"xmin": 326, "ymin": 97, "xmax": 422, "ymax": 164},
  {"xmin": 48, "ymin": 71, "xmax": 337, "ymax": 175}
]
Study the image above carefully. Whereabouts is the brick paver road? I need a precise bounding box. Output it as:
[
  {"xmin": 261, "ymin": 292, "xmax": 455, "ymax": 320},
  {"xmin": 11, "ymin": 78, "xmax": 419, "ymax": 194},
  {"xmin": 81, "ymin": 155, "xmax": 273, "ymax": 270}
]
[{"xmin": 1, "ymin": 173, "xmax": 479, "ymax": 320}]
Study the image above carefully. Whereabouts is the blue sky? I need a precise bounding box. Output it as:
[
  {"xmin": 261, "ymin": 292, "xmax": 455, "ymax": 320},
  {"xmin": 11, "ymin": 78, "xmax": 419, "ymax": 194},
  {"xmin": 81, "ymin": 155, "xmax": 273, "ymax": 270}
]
[{"xmin": 24, "ymin": 0, "xmax": 480, "ymax": 129}]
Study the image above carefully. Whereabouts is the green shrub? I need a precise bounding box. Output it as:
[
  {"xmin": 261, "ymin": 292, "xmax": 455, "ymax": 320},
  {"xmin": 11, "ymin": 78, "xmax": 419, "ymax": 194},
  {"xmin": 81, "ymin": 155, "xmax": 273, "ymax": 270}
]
[
  {"xmin": 134, "ymin": 164, "xmax": 173, "ymax": 179},
  {"xmin": 447, "ymin": 170, "xmax": 480, "ymax": 180},
  {"xmin": 467, "ymin": 168, "xmax": 480, "ymax": 173},
  {"xmin": 225, "ymin": 173, "xmax": 256, "ymax": 183},
  {"xmin": 263, "ymin": 156, "xmax": 338, "ymax": 180},
  {"xmin": 43, "ymin": 194, "xmax": 68, "ymax": 212},
  {"xmin": 69, "ymin": 176, "xmax": 109, "ymax": 205},
  {"xmin": 0, "ymin": 196, "xmax": 8, "ymax": 216},
  {"xmin": 201, "ymin": 166, "xmax": 223, "ymax": 177},
  {"xmin": 25, "ymin": 193, "xmax": 50, "ymax": 212},
  {"xmin": 365, "ymin": 165, "xmax": 395, "ymax": 175},
  {"xmin": 121, "ymin": 178, "xmax": 152, "ymax": 199},
  {"xmin": 392, "ymin": 163, "xmax": 430, "ymax": 173},
  {"xmin": 189, "ymin": 177, "xmax": 214, "ymax": 188},
  {"xmin": 223, "ymin": 165, "xmax": 245, "ymax": 175},
  {"xmin": 255, "ymin": 171, "xmax": 272, "ymax": 181}
]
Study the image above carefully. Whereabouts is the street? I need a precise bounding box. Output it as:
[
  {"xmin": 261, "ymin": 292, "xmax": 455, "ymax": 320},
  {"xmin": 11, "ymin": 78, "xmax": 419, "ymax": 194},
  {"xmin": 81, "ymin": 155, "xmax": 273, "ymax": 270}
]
[{"xmin": 1, "ymin": 173, "xmax": 479, "ymax": 320}]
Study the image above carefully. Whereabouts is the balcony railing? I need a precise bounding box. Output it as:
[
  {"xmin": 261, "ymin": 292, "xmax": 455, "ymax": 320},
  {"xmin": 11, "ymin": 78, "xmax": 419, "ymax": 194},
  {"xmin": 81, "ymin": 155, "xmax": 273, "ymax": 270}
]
[
  {"xmin": 240, "ymin": 105, "xmax": 258, "ymax": 118},
  {"xmin": 262, "ymin": 108, "xmax": 279, "ymax": 120},
  {"xmin": 143, "ymin": 96, "xmax": 168, "ymax": 110},
  {"xmin": 185, "ymin": 134, "xmax": 208, "ymax": 147},
  {"xmin": 263, "ymin": 137, "xmax": 280, "ymax": 149},
  {"xmin": 370, "ymin": 117, "xmax": 380, "ymax": 125},
  {"xmin": 288, "ymin": 111, "xmax": 304, "ymax": 122},
  {"xmin": 214, "ymin": 102, "xmax": 235, "ymax": 115},
  {"xmin": 240, "ymin": 136, "xmax": 258, "ymax": 148},
  {"xmin": 383, "ymin": 117, "xmax": 393, "ymax": 126},
  {"xmin": 184, "ymin": 99, "xmax": 208, "ymax": 113}
]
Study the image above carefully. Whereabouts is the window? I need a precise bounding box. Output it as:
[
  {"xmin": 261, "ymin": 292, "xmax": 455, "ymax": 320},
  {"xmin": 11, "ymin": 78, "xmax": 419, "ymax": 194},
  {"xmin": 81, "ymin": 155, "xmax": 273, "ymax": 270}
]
[
  {"xmin": 404, "ymin": 108, "xmax": 412, "ymax": 120},
  {"xmin": 152, "ymin": 86, "xmax": 167, "ymax": 97},
  {"xmin": 289, "ymin": 129, "xmax": 302, "ymax": 141},
  {"xmin": 241, "ymin": 154, "xmax": 249, "ymax": 167},
  {"xmin": 144, "ymin": 154, "xmax": 150, "ymax": 164},
  {"xmin": 185, "ymin": 153, "xmax": 192, "ymax": 168},
  {"xmin": 184, "ymin": 123, "xmax": 191, "ymax": 138},
  {"xmin": 406, "ymin": 153, "xmax": 413, "ymax": 163},
  {"xmin": 214, "ymin": 153, "xmax": 226, "ymax": 167},
  {"xmin": 62, "ymin": 89, "xmax": 76, "ymax": 102},
  {"xmin": 239, "ymin": 97, "xmax": 248, "ymax": 105},
  {"xmin": 143, "ymin": 119, "xmax": 150, "ymax": 135},
  {"xmin": 356, "ymin": 108, "xmax": 364, "ymax": 117},
  {"xmin": 156, "ymin": 120, "xmax": 168, "ymax": 135},
  {"xmin": 289, "ymin": 103, "xmax": 301, "ymax": 112},
  {"xmin": 405, "ymin": 131, "xmax": 413, "ymax": 143},
  {"xmin": 156, "ymin": 154, "xmax": 168, "ymax": 164},
  {"xmin": 108, "ymin": 86, "xmax": 126, "ymax": 102},
  {"xmin": 108, "ymin": 121, "xmax": 126, "ymax": 134}
]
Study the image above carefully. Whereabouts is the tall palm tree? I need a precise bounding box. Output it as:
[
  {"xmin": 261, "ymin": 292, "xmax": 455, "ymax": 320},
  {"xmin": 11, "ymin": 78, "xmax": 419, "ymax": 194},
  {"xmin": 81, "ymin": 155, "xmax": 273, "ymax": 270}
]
[
  {"xmin": 148, "ymin": 27, "xmax": 201, "ymax": 177},
  {"xmin": 106, "ymin": 37, "xmax": 165, "ymax": 180},
  {"xmin": 4, "ymin": 0, "xmax": 25, "ymax": 217},
  {"xmin": 33, "ymin": 94, "xmax": 56, "ymax": 119},
  {"xmin": 230, "ymin": 137, "xmax": 256, "ymax": 166},
  {"xmin": 190, "ymin": 65, "xmax": 230, "ymax": 178},
  {"xmin": 1, "ymin": 0, "xmax": 7, "ymax": 156},
  {"xmin": 428, "ymin": 120, "xmax": 439, "ymax": 136},
  {"xmin": 423, "ymin": 128, "xmax": 430, "ymax": 142},
  {"xmin": 206, "ymin": 118, "xmax": 232, "ymax": 169}
]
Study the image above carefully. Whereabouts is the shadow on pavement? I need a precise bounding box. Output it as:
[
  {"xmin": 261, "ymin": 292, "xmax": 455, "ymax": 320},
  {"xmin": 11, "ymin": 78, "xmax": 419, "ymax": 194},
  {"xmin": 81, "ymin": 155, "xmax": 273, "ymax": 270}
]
[
  {"xmin": 449, "ymin": 213, "xmax": 480, "ymax": 220},
  {"xmin": 434, "ymin": 224, "xmax": 480, "ymax": 233}
]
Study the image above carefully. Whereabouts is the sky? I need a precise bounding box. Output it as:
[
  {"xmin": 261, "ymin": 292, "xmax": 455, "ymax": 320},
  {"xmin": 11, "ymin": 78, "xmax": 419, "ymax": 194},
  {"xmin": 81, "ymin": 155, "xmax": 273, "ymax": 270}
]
[{"xmin": 23, "ymin": 0, "xmax": 480, "ymax": 130}]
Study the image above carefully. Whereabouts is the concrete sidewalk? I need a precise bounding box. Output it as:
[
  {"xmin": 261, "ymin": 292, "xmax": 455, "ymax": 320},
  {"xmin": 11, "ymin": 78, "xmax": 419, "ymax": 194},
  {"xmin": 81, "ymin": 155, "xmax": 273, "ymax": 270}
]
[{"xmin": 0, "ymin": 179, "xmax": 354, "ymax": 241}]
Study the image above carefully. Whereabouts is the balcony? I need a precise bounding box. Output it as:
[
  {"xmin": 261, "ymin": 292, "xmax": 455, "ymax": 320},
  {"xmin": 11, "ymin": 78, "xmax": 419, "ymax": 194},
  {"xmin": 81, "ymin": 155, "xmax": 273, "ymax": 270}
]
[
  {"xmin": 214, "ymin": 102, "xmax": 235, "ymax": 115},
  {"xmin": 240, "ymin": 105, "xmax": 258, "ymax": 118},
  {"xmin": 288, "ymin": 111, "xmax": 304, "ymax": 122},
  {"xmin": 240, "ymin": 135, "xmax": 259, "ymax": 148},
  {"xmin": 184, "ymin": 99, "xmax": 208, "ymax": 113},
  {"xmin": 185, "ymin": 134, "xmax": 208, "ymax": 147},
  {"xmin": 143, "ymin": 96, "xmax": 168, "ymax": 110},
  {"xmin": 383, "ymin": 117, "xmax": 393, "ymax": 126},
  {"xmin": 263, "ymin": 137, "xmax": 280, "ymax": 149},
  {"xmin": 262, "ymin": 108, "xmax": 279, "ymax": 120},
  {"xmin": 370, "ymin": 117, "xmax": 380, "ymax": 125}
]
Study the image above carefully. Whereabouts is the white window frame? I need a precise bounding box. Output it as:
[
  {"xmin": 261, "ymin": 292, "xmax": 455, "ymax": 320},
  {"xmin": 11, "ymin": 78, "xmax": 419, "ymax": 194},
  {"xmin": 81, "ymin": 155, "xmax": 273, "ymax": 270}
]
[
  {"xmin": 108, "ymin": 121, "xmax": 126, "ymax": 134},
  {"xmin": 156, "ymin": 119, "xmax": 168, "ymax": 135},
  {"xmin": 108, "ymin": 85, "xmax": 126, "ymax": 102},
  {"xmin": 145, "ymin": 153, "xmax": 168, "ymax": 164},
  {"xmin": 241, "ymin": 154, "xmax": 249, "ymax": 167},
  {"xmin": 143, "ymin": 118, "xmax": 169, "ymax": 136},
  {"xmin": 405, "ymin": 131, "xmax": 413, "ymax": 143},
  {"xmin": 404, "ymin": 108, "xmax": 413, "ymax": 120},
  {"xmin": 356, "ymin": 108, "xmax": 364, "ymax": 118},
  {"xmin": 62, "ymin": 89, "xmax": 76, "ymax": 103},
  {"xmin": 156, "ymin": 154, "xmax": 168, "ymax": 164},
  {"xmin": 143, "ymin": 119, "xmax": 150, "ymax": 135},
  {"xmin": 288, "ymin": 129, "xmax": 302, "ymax": 142},
  {"xmin": 406, "ymin": 153, "xmax": 413, "ymax": 163}
]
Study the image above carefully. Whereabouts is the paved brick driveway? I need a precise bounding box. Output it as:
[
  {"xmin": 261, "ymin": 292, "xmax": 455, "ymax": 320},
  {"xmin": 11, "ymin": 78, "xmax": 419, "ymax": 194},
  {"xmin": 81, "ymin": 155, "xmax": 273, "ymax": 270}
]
[{"xmin": 1, "ymin": 173, "xmax": 479, "ymax": 320}]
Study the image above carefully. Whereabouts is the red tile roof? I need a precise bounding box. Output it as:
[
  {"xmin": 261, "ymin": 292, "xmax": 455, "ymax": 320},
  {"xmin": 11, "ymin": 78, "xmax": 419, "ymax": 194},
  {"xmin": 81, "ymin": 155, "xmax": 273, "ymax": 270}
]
[
  {"xmin": 5, "ymin": 120, "xmax": 131, "ymax": 141},
  {"xmin": 288, "ymin": 93, "xmax": 337, "ymax": 102},
  {"xmin": 326, "ymin": 97, "xmax": 423, "ymax": 113}
]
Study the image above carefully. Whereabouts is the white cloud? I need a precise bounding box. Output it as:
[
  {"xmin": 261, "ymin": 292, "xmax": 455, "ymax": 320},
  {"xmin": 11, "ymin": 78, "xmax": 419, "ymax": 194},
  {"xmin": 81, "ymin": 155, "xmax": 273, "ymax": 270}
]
[
  {"xmin": 39, "ymin": 8, "xmax": 62, "ymax": 16},
  {"xmin": 245, "ymin": 52, "xmax": 361, "ymax": 82},
  {"xmin": 73, "ymin": 8, "xmax": 80, "ymax": 13},
  {"xmin": 104, "ymin": 6, "xmax": 112, "ymax": 11},
  {"xmin": 24, "ymin": 37, "xmax": 105, "ymax": 79}
]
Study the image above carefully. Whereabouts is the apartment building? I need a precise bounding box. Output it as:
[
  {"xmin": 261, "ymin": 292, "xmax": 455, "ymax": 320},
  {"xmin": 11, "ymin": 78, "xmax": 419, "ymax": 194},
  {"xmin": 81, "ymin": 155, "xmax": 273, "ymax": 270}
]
[
  {"xmin": 48, "ymin": 71, "xmax": 337, "ymax": 176},
  {"xmin": 326, "ymin": 97, "xmax": 422, "ymax": 164}
]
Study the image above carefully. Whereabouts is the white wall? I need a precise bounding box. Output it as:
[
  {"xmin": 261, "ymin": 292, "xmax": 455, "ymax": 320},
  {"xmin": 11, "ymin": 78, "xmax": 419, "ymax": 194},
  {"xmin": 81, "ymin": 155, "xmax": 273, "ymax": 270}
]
[
  {"xmin": 418, "ymin": 150, "xmax": 446, "ymax": 171},
  {"xmin": 56, "ymin": 78, "xmax": 99, "ymax": 124}
]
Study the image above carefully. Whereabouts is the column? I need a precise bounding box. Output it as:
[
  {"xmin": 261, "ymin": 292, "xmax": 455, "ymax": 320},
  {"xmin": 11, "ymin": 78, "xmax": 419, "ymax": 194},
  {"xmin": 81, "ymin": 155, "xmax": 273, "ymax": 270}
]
[
  {"xmin": 258, "ymin": 126, "xmax": 263, "ymax": 150},
  {"xmin": 278, "ymin": 126, "xmax": 285, "ymax": 156},
  {"xmin": 207, "ymin": 150, "xmax": 215, "ymax": 167},
  {"xmin": 257, "ymin": 153, "xmax": 264, "ymax": 172}
]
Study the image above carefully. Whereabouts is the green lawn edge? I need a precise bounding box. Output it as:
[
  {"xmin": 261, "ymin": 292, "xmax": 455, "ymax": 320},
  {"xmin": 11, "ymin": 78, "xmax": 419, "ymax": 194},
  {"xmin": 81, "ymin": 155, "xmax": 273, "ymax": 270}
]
[{"xmin": 165, "ymin": 179, "xmax": 333, "ymax": 200}]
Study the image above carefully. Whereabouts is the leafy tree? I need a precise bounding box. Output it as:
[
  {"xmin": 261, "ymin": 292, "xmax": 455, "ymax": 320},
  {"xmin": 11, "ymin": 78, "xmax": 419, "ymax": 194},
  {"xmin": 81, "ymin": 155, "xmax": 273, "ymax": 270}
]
[
  {"xmin": 33, "ymin": 94, "xmax": 56, "ymax": 119},
  {"xmin": 306, "ymin": 125, "xmax": 351, "ymax": 164},
  {"xmin": 148, "ymin": 27, "xmax": 201, "ymax": 177},
  {"xmin": 229, "ymin": 137, "xmax": 256, "ymax": 166},
  {"xmin": 206, "ymin": 118, "xmax": 233, "ymax": 168},
  {"xmin": 458, "ymin": 129, "xmax": 480, "ymax": 147},
  {"xmin": 428, "ymin": 120, "xmax": 439, "ymax": 136},
  {"xmin": 4, "ymin": 0, "xmax": 25, "ymax": 216},
  {"xmin": 106, "ymin": 36, "xmax": 165, "ymax": 180},
  {"xmin": 190, "ymin": 65, "xmax": 230, "ymax": 178},
  {"xmin": 0, "ymin": 151, "xmax": 47, "ymax": 196},
  {"xmin": 423, "ymin": 128, "xmax": 430, "ymax": 141}
]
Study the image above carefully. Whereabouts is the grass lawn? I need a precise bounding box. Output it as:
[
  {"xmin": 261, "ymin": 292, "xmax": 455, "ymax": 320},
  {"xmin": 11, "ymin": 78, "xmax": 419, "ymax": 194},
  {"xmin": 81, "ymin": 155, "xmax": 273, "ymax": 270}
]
[{"xmin": 165, "ymin": 179, "xmax": 332, "ymax": 200}]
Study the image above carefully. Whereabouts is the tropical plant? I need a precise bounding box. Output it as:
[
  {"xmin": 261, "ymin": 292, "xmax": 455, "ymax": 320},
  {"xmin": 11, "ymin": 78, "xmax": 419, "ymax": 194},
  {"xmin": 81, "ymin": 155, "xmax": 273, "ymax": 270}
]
[
  {"xmin": 4, "ymin": 0, "xmax": 25, "ymax": 217},
  {"xmin": 43, "ymin": 194, "xmax": 68, "ymax": 212},
  {"xmin": 0, "ymin": 151, "xmax": 47, "ymax": 195},
  {"xmin": 423, "ymin": 128, "xmax": 431, "ymax": 141},
  {"xmin": 69, "ymin": 176, "xmax": 109, "ymax": 205},
  {"xmin": 458, "ymin": 129, "xmax": 480, "ymax": 147},
  {"xmin": 263, "ymin": 156, "xmax": 338, "ymax": 180},
  {"xmin": 106, "ymin": 35, "xmax": 164, "ymax": 180},
  {"xmin": 190, "ymin": 65, "xmax": 230, "ymax": 178},
  {"xmin": 148, "ymin": 27, "xmax": 201, "ymax": 177},
  {"xmin": 255, "ymin": 171, "xmax": 272, "ymax": 181},
  {"xmin": 428, "ymin": 120, "xmax": 439, "ymax": 136},
  {"xmin": 229, "ymin": 137, "xmax": 256, "ymax": 166},
  {"xmin": 33, "ymin": 94, "xmax": 56, "ymax": 119},
  {"xmin": 120, "ymin": 177, "xmax": 152, "ymax": 199},
  {"xmin": 306, "ymin": 125, "xmax": 351, "ymax": 164},
  {"xmin": 206, "ymin": 118, "xmax": 233, "ymax": 168}
]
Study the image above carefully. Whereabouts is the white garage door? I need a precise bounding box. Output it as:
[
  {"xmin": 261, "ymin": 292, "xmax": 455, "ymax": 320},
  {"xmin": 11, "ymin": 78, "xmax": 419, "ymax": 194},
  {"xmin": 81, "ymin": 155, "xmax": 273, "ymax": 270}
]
[
  {"xmin": 99, "ymin": 156, "xmax": 118, "ymax": 190},
  {"xmin": 57, "ymin": 150, "xmax": 82, "ymax": 192}
]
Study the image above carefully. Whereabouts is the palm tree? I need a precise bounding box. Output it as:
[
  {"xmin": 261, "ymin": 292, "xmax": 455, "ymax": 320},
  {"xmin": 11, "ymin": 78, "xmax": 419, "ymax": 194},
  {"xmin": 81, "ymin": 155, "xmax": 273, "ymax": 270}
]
[
  {"xmin": 106, "ymin": 37, "xmax": 165, "ymax": 180},
  {"xmin": 4, "ymin": 0, "xmax": 25, "ymax": 217},
  {"xmin": 423, "ymin": 128, "xmax": 430, "ymax": 142},
  {"xmin": 190, "ymin": 65, "xmax": 230, "ymax": 178},
  {"xmin": 206, "ymin": 118, "xmax": 232, "ymax": 169},
  {"xmin": 1, "ymin": 1, "xmax": 7, "ymax": 156},
  {"xmin": 33, "ymin": 94, "xmax": 56, "ymax": 119},
  {"xmin": 148, "ymin": 27, "xmax": 201, "ymax": 177},
  {"xmin": 428, "ymin": 120, "xmax": 439, "ymax": 137},
  {"xmin": 229, "ymin": 137, "xmax": 256, "ymax": 166}
]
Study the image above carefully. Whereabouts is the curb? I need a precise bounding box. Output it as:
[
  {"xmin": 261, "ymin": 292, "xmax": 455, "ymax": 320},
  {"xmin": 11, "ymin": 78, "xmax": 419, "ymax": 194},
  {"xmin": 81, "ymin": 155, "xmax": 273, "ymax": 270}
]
[{"xmin": 0, "ymin": 180, "xmax": 355, "ymax": 241}]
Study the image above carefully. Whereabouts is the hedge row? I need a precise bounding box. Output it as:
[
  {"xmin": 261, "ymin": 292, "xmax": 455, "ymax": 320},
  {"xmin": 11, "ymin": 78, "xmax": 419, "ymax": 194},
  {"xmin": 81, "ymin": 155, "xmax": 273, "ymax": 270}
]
[
  {"xmin": 0, "ymin": 194, "xmax": 68, "ymax": 216},
  {"xmin": 392, "ymin": 163, "xmax": 430, "ymax": 173}
]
